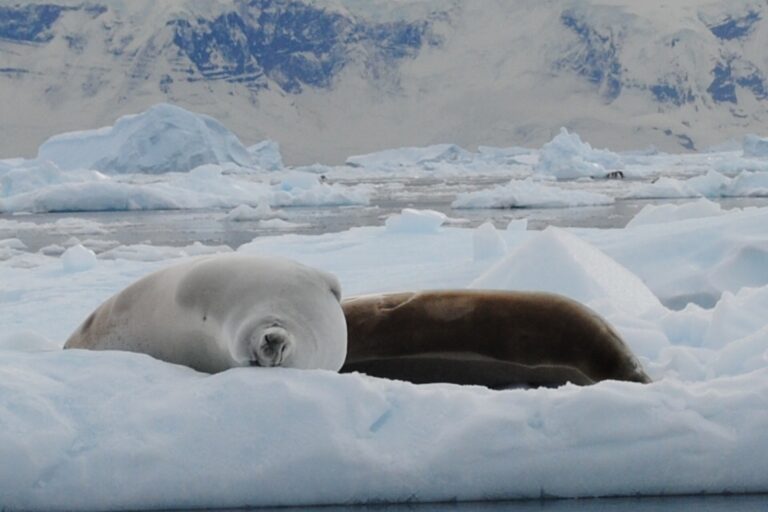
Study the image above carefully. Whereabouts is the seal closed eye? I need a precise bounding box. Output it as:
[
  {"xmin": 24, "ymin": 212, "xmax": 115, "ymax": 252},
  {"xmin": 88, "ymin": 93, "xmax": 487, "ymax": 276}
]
[
  {"xmin": 340, "ymin": 290, "xmax": 651, "ymax": 388},
  {"xmin": 64, "ymin": 254, "xmax": 347, "ymax": 373}
]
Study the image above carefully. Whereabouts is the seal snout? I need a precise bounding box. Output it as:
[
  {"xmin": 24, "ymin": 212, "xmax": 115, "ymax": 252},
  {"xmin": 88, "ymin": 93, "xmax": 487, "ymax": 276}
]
[{"xmin": 251, "ymin": 326, "xmax": 292, "ymax": 367}]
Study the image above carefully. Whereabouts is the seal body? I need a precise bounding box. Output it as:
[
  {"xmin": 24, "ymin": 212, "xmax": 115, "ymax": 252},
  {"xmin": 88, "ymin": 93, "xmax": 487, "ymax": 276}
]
[
  {"xmin": 65, "ymin": 254, "xmax": 347, "ymax": 373},
  {"xmin": 341, "ymin": 290, "xmax": 650, "ymax": 388}
]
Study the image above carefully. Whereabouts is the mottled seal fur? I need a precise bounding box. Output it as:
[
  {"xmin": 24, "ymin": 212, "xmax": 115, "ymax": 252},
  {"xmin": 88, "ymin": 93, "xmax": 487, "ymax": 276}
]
[
  {"xmin": 65, "ymin": 254, "xmax": 347, "ymax": 373},
  {"xmin": 341, "ymin": 290, "xmax": 650, "ymax": 388}
]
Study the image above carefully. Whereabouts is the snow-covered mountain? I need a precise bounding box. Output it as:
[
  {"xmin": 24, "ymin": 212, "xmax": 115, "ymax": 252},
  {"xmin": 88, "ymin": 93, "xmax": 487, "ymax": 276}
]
[{"xmin": 2, "ymin": 0, "xmax": 768, "ymax": 163}]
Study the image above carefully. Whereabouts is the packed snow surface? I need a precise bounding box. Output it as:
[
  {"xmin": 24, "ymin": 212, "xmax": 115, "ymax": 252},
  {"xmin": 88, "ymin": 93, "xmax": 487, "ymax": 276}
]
[{"xmin": 2, "ymin": 201, "xmax": 768, "ymax": 509}]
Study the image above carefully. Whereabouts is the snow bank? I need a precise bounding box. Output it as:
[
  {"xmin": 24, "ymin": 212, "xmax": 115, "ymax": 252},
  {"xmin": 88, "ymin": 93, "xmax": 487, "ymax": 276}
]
[
  {"xmin": 37, "ymin": 104, "xmax": 255, "ymax": 174},
  {"xmin": 346, "ymin": 144, "xmax": 473, "ymax": 170},
  {"xmin": 452, "ymin": 178, "xmax": 614, "ymax": 209},
  {"xmin": 534, "ymin": 128, "xmax": 624, "ymax": 179},
  {"xmin": 471, "ymin": 227, "xmax": 663, "ymax": 319},
  {"xmin": 594, "ymin": 206, "xmax": 768, "ymax": 309},
  {"xmin": 625, "ymin": 170, "xmax": 768, "ymax": 199},
  {"xmin": 1, "ymin": 350, "xmax": 766, "ymax": 511}
]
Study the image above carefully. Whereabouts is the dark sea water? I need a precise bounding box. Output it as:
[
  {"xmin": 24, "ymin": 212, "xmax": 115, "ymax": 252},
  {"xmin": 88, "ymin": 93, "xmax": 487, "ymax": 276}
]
[{"xmin": 207, "ymin": 495, "xmax": 768, "ymax": 512}]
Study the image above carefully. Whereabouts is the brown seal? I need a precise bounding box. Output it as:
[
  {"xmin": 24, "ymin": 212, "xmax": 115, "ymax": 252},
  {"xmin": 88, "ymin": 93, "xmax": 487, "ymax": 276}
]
[{"xmin": 341, "ymin": 290, "xmax": 651, "ymax": 388}]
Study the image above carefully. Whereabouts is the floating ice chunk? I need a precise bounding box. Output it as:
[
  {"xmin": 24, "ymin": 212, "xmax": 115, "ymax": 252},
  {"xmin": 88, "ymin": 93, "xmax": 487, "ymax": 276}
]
[
  {"xmin": 99, "ymin": 242, "xmax": 231, "ymax": 262},
  {"xmin": 61, "ymin": 244, "xmax": 97, "ymax": 272},
  {"xmin": 39, "ymin": 244, "xmax": 66, "ymax": 256},
  {"xmin": 470, "ymin": 226, "xmax": 663, "ymax": 316},
  {"xmin": 0, "ymin": 160, "xmax": 107, "ymax": 197},
  {"xmin": 275, "ymin": 171, "xmax": 321, "ymax": 191},
  {"xmin": 0, "ymin": 238, "xmax": 28, "ymax": 260},
  {"xmin": 0, "ymin": 238, "xmax": 27, "ymax": 251},
  {"xmin": 742, "ymin": 134, "xmax": 768, "ymax": 158},
  {"xmin": 730, "ymin": 171, "xmax": 768, "ymax": 196},
  {"xmin": 223, "ymin": 204, "xmax": 278, "ymax": 222},
  {"xmin": 625, "ymin": 170, "xmax": 768, "ymax": 199},
  {"xmin": 38, "ymin": 103, "xmax": 253, "ymax": 174},
  {"xmin": 385, "ymin": 208, "xmax": 446, "ymax": 233},
  {"xmin": 257, "ymin": 218, "xmax": 306, "ymax": 230},
  {"xmin": 626, "ymin": 199, "xmax": 725, "ymax": 228},
  {"xmin": 247, "ymin": 140, "xmax": 284, "ymax": 170},
  {"xmin": 271, "ymin": 174, "xmax": 371, "ymax": 207},
  {"xmin": 346, "ymin": 144, "xmax": 473, "ymax": 170},
  {"xmin": 452, "ymin": 178, "xmax": 614, "ymax": 209},
  {"xmin": 534, "ymin": 128, "xmax": 623, "ymax": 179},
  {"xmin": 473, "ymin": 221, "xmax": 506, "ymax": 261}
]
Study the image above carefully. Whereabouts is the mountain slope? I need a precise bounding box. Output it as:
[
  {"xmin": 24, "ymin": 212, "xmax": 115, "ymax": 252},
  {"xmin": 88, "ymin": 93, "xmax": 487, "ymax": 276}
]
[{"xmin": 2, "ymin": 0, "xmax": 768, "ymax": 163}]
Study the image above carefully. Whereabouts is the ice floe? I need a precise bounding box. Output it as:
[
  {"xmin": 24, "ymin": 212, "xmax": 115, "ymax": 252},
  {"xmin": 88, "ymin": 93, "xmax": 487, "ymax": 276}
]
[{"xmin": 452, "ymin": 178, "xmax": 614, "ymax": 209}]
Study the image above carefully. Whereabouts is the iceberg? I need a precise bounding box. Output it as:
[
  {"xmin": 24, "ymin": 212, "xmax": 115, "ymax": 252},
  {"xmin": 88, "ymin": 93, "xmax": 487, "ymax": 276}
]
[
  {"xmin": 37, "ymin": 104, "xmax": 256, "ymax": 174},
  {"xmin": 742, "ymin": 134, "xmax": 768, "ymax": 158},
  {"xmin": 534, "ymin": 128, "xmax": 624, "ymax": 180}
]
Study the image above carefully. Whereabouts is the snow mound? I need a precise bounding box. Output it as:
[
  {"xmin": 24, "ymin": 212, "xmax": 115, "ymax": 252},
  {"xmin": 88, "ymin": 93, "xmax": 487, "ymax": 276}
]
[
  {"xmin": 534, "ymin": 128, "xmax": 623, "ymax": 179},
  {"xmin": 452, "ymin": 178, "xmax": 614, "ymax": 209},
  {"xmin": 598, "ymin": 207, "xmax": 768, "ymax": 309},
  {"xmin": 627, "ymin": 199, "xmax": 726, "ymax": 228},
  {"xmin": 472, "ymin": 221, "xmax": 506, "ymax": 261},
  {"xmin": 346, "ymin": 144, "xmax": 473, "ymax": 170},
  {"xmin": 743, "ymin": 134, "xmax": 768, "ymax": 158},
  {"xmin": 470, "ymin": 226, "xmax": 663, "ymax": 317},
  {"xmin": 60, "ymin": 244, "xmax": 97, "ymax": 272},
  {"xmin": 247, "ymin": 140, "xmax": 284, "ymax": 170},
  {"xmin": 37, "ymin": 103, "xmax": 253, "ymax": 174},
  {"xmin": 1, "ymin": 350, "xmax": 767, "ymax": 510},
  {"xmin": 626, "ymin": 170, "xmax": 768, "ymax": 199},
  {"xmin": 385, "ymin": 208, "xmax": 446, "ymax": 233}
]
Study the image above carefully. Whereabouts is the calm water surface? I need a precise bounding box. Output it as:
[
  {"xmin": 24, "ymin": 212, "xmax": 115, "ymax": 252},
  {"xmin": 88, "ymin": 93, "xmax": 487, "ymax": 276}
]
[
  {"xmin": 208, "ymin": 495, "xmax": 768, "ymax": 512},
  {"xmin": 5, "ymin": 176, "xmax": 768, "ymax": 252}
]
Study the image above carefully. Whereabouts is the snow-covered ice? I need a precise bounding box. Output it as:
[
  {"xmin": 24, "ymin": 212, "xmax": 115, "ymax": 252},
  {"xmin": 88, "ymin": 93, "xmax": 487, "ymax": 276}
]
[
  {"xmin": 3, "ymin": 106, "xmax": 768, "ymax": 509},
  {"xmin": 2, "ymin": 199, "xmax": 768, "ymax": 509}
]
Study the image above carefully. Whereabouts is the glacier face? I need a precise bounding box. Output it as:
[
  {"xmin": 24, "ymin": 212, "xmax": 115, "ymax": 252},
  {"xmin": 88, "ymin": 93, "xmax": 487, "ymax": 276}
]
[{"xmin": 2, "ymin": 0, "xmax": 768, "ymax": 163}]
